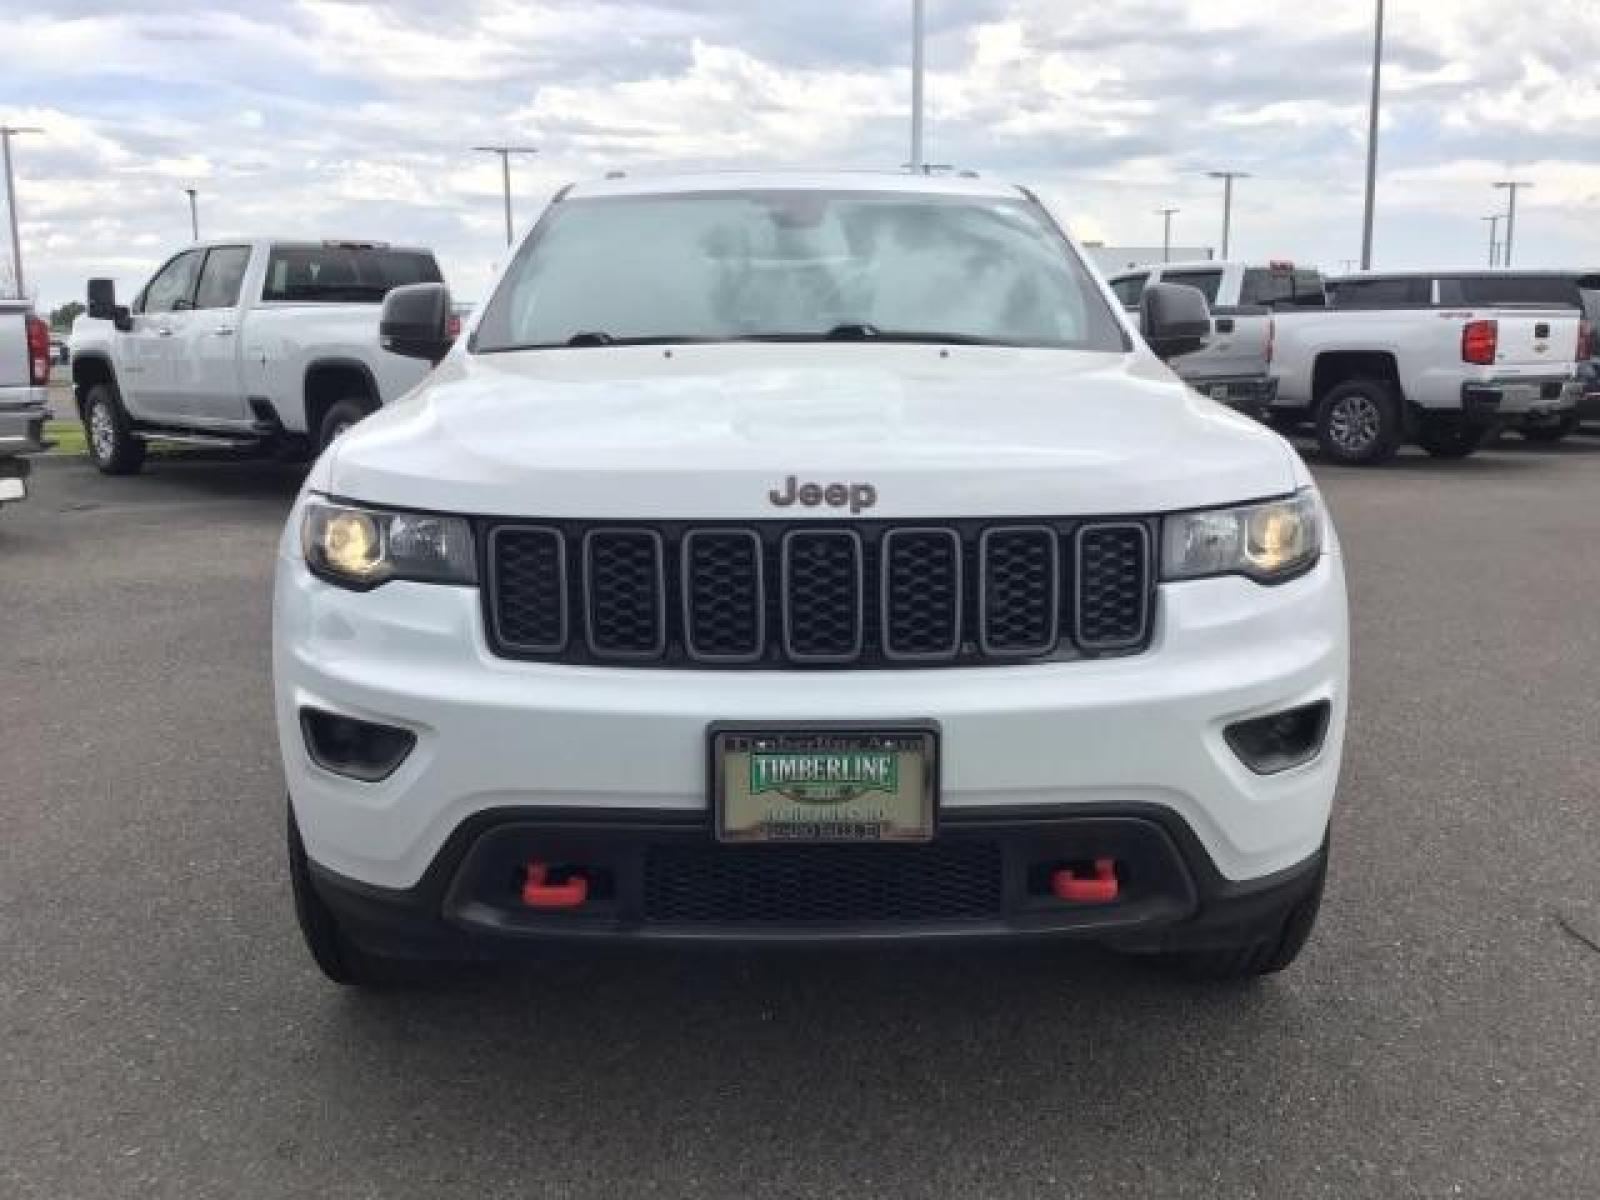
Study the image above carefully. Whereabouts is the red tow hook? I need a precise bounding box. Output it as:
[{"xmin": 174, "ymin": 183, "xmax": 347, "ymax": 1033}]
[
  {"xmin": 520, "ymin": 862, "xmax": 589, "ymax": 910},
  {"xmin": 1051, "ymin": 857, "xmax": 1120, "ymax": 904}
]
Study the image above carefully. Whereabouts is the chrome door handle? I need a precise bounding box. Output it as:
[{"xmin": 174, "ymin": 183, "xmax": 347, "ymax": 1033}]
[
  {"xmin": 211, "ymin": 326, "xmax": 236, "ymax": 337},
  {"xmin": 155, "ymin": 326, "xmax": 174, "ymax": 337}
]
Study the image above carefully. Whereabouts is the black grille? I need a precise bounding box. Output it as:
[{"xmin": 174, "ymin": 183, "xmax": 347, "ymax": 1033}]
[
  {"xmin": 882, "ymin": 529, "xmax": 962, "ymax": 660},
  {"xmin": 682, "ymin": 531, "xmax": 764, "ymax": 661},
  {"xmin": 583, "ymin": 530, "xmax": 665, "ymax": 658},
  {"xmin": 482, "ymin": 518, "xmax": 1154, "ymax": 668},
  {"xmin": 643, "ymin": 841, "xmax": 1003, "ymax": 925},
  {"xmin": 979, "ymin": 526, "xmax": 1059, "ymax": 655},
  {"xmin": 489, "ymin": 526, "xmax": 566, "ymax": 652},
  {"xmin": 782, "ymin": 530, "xmax": 863, "ymax": 662},
  {"xmin": 1076, "ymin": 525, "xmax": 1150, "ymax": 649}
]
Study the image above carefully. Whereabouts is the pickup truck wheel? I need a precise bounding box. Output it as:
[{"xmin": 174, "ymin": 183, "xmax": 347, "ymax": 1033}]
[
  {"xmin": 1417, "ymin": 419, "xmax": 1495, "ymax": 458},
  {"xmin": 1315, "ymin": 380, "xmax": 1401, "ymax": 465},
  {"xmin": 1519, "ymin": 413, "xmax": 1580, "ymax": 443},
  {"xmin": 288, "ymin": 805, "xmax": 412, "ymax": 988},
  {"xmin": 316, "ymin": 398, "xmax": 373, "ymax": 453},
  {"xmin": 83, "ymin": 383, "xmax": 146, "ymax": 475}
]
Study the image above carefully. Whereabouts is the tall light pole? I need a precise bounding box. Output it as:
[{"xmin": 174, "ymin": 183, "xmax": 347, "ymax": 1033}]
[
  {"xmin": 1155, "ymin": 207, "xmax": 1179, "ymax": 262},
  {"xmin": 1481, "ymin": 214, "xmax": 1502, "ymax": 267},
  {"xmin": 474, "ymin": 145, "xmax": 539, "ymax": 246},
  {"xmin": 909, "ymin": 0, "xmax": 926, "ymax": 172},
  {"xmin": 1492, "ymin": 181, "xmax": 1531, "ymax": 266},
  {"xmin": 183, "ymin": 188, "xmax": 199, "ymax": 241},
  {"xmin": 1359, "ymin": 0, "xmax": 1384, "ymax": 269},
  {"xmin": 1207, "ymin": 171, "xmax": 1249, "ymax": 259},
  {"xmin": 1, "ymin": 125, "xmax": 43, "ymax": 300}
]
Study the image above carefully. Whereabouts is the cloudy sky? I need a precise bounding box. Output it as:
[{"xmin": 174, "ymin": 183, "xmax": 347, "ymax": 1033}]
[{"xmin": 4, "ymin": 0, "xmax": 1598, "ymax": 311}]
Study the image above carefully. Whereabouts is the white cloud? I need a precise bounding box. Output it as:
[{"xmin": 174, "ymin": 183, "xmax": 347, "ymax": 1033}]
[{"xmin": 3, "ymin": 0, "xmax": 1598, "ymax": 311}]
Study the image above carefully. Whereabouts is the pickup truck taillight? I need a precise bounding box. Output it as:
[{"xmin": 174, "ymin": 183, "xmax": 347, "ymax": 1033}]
[
  {"xmin": 1461, "ymin": 319, "xmax": 1498, "ymax": 366},
  {"xmin": 26, "ymin": 315, "xmax": 50, "ymax": 385},
  {"xmin": 1578, "ymin": 320, "xmax": 1594, "ymax": 362}
]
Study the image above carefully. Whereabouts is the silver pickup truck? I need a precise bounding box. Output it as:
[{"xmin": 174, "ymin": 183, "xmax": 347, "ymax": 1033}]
[
  {"xmin": 0, "ymin": 298, "xmax": 51, "ymax": 509},
  {"xmin": 1107, "ymin": 260, "xmax": 1323, "ymax": 417}
]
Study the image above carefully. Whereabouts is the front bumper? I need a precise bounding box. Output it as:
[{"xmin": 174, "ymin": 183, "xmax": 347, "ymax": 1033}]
[
  {"xmin": 275, "ymin": 540, "xmax": 1349, "ymax": 899},
  {"xmin": 306, "ymin": 804, "xmax": 1329, "ymax": 955}
]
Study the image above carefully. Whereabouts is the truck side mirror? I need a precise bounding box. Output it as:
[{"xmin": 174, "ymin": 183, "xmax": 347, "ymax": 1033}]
[
  {"xmin": 1140, "ymin": 282, "xmax": 1211, "ymax": 361},
  {"xmin": 87, "ymin": 278, "xmax": 133, "ymax": 332},
  {"xmin": 380, "ymin": 283, "xmax": 453, "ymax": 365}
]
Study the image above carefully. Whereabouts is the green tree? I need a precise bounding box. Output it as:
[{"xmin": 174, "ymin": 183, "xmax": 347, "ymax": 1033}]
[{"xmin": 50, "ymin": 301, "xmax": 85, "ymax": 330}]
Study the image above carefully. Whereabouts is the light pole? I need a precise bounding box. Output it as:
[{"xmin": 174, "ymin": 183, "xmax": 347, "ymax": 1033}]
[
  {"xmin": 1207, "ymin": 171, "xmax": 1249, "ymax": 259},
  {"xmin": 1492, "ymin": 181, "xmax": 1531, "ymax": 266},
  {"xmin": 1359, "ymin": 0, "xmax": 1384, "ymax": 269},
  {"xmin": 1155, "ymin": 207, "xmax": 1179, "ymax": 262},
  {"xmin": 909, "ymin": 0, "xmax": 925, "ymax": 172},
  {"xmin": 474, "ymin": 146, "xmax": 540, "ymax": 246},
  {"xmin": 1481, "ymin": 214, "xmax": 1503, "ymax": 268},
  {"xmin": 183, "ymin": 188, "xmax": 199, "ymax": 241},
  {"xmin": 1, "ymin": 124, "xmax": 43, "ymax": 300}
]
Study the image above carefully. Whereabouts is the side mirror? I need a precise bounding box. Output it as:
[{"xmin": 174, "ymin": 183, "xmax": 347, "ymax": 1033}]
[
  {"xmin": 88, "ymin": 278, "xmax": 133, "ymax": 332},
  {"xmin": 1140, "ymin": 282, "xmax": 1211, "ymax": 360},
  {"xmin": 380, "ymin": 283, "xmax": 452, "ymax": 364}
]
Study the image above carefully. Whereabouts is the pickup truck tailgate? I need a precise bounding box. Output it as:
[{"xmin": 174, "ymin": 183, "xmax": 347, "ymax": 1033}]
[
  {"xmin": 0, "ymin": 309, "xmax": 28, "ymax": 388},
  {"xmin": 1491, "ymin": 310, "xmax": 1580, "ymax": 370},
  {"xmin": 1173, "ymin": 307, "xmax": 1272, "ymax": 383}
]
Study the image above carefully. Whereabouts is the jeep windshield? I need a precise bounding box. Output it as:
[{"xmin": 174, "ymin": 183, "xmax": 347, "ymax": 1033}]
[{"xmin": 472, "ymin": 189, "xmax": 1128, "ymax": 353}]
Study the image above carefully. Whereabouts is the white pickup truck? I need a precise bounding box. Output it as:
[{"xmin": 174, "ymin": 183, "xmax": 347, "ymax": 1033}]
[
  {"xmin": 68, "ymin": 239, "xmax": 445, "ymax": 474},
  {"xmin": 0, "ymin": 298, "xmax": 51, "ymax": 509},
  {"xmin": 1270, "ymin": 269, "xmax": 1587, "ymax": 463},
  {"xmin": 1107, "ymin": 260, "xmax": 1326, "ymax": 416}
]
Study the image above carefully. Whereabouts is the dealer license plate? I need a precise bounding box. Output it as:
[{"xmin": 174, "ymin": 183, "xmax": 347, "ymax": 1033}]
[{"xmin": 712, "ymin": 726, "xmax": 937, "ymax": 844}]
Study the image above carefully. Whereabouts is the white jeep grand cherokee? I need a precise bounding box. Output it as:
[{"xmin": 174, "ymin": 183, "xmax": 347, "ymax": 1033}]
[{"xmin": 274, "ymin": 172, "xmax": 1347, "ymax": 986}]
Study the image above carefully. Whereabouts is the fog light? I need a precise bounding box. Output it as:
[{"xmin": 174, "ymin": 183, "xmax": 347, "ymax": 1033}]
[
  {"xmin": 300, "ymin": 708, "xmax": 415, "ymax": 782},
  {"xmin": 1224, "ymin": 701, "xmax": 1331, "ymax": 775}
]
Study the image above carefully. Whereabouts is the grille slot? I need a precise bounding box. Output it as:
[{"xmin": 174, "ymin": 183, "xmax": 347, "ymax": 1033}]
[
  {"xmin": 978, "ymin": 526, "xmax": 1060, "ymax": 656},
  {"xmin": 643, "ymin": 841, "xmax": 1003, "ymax": 925},
  {"xmin": 488, "ymin": 526, "xmax": 567, "ymax": 653},
  {"xmin": 880, "ymin": 528, "xmax": 963, "ymax": 661},
  {"xmin": 582, "ymin": 529, "xmax": 666, "ymax": 659},
  {"xmin": 1076, "ymin": 523, "xmax": 1150, "ymax": 649},
  {"xmin": 682, "ymin": 530, "xmax": 764, "ymax": 662},
  {"xmin": 781, "ymin": 529, "xmax": 864, "ymax": 663}
]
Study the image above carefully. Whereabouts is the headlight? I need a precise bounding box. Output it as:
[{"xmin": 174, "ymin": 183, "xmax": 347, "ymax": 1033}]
[
  {"xmin": 301, "ymin": 500, "xmax": 476, "ymax": 589},
  {"xmin": 1161, "ymin": 489, "xmax": 1322, "ymax": 583}
]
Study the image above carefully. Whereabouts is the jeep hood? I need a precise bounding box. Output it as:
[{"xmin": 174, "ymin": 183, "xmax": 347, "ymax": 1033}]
[{"xmin": 327, "ymin": 344, "xmax": 1299, "ymax": 518}]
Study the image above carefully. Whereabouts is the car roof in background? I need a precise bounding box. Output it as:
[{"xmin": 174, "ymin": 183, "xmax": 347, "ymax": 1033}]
[
  {"xmin": 1329, "ymin": 268, "xmax": 1600, "ymax": 283},
  {"xmin": 563, "ymin": 170, "xmax": 1024, "ymax": 201}
]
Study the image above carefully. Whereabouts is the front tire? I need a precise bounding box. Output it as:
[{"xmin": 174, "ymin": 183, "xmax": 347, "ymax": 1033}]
[
  {"xmin": 1160, "ymin": 847, "xmax": 1328, "ymax": 982},
  {"xmin": 1315, "ymin": 379, "xmax": 1402, "ymax": 465},
  {"xmin": 83, "ymin": 382, "xmax": 146, "ymax": 475},
  {"xmin": 316, "ymin": 398, "xmax": 374, "ymax": 454},
  {"xmin": 288, "ymin": 806, "xmax": 405, "ymax": 988}
]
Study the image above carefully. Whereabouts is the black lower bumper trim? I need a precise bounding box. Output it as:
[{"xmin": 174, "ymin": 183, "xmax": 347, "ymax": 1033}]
[{"xmin": 304, "ymin": 803, "xmax": 1328, "ymax": 956}]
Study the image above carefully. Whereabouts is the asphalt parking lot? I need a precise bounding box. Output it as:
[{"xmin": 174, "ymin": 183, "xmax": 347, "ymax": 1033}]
[{"xmin": 3, "ymin": 436, "xmax": 1599, "ymax": 1199}]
